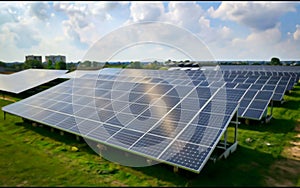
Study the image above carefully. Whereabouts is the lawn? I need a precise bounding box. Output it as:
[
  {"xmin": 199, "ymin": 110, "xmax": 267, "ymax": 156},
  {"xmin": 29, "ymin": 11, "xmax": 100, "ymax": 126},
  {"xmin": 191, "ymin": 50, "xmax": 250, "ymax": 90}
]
[{"xmin": 0, "ymin": 85, "xmax": 299, "ymax": 186}]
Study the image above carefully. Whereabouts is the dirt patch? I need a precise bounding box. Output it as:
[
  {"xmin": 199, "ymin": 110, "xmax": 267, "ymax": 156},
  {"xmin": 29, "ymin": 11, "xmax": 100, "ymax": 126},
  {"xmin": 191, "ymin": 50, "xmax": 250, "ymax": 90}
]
[
  {"xmin": 295, "ymin": 119, "xmax": 300, "ymax": 132},
  {"xmin": 111, "ymin": 180, "xmax": 128, "ymax": 187},
  {"xmin": 0, "ymin": 96, "xmax": 16, "ymax": 102},
  {"xmin": 264, "ymin": 119, "xmax": 300, "ymax": 186},
  {"xmin": 264, "ymin": 159, "xmax": 300, "ymax": 186}
]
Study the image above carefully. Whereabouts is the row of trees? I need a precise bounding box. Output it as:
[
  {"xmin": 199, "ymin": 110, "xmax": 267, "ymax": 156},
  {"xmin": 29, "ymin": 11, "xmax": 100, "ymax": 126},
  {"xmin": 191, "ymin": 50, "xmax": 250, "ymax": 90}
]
[
  {"xmin": 23, "ymin": 59, "xmax": 67, "ymax": 70},
  {"xmin": 0, "ymin": 57, "xmax": 286, "ymax": 72}
]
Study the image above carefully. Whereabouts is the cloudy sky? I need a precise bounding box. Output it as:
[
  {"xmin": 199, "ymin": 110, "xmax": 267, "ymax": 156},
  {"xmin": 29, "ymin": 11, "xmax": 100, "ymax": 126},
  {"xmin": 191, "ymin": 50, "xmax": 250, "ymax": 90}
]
[{"xmin": 1, "ymin": 1, "xmax": 300, "ymax": 62}]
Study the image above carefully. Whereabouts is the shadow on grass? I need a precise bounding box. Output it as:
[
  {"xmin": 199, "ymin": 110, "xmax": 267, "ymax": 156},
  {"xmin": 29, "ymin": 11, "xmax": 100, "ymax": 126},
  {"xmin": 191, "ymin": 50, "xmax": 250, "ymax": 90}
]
[
  {"xmin": 9, "ymin": 117, "xmax": 300, "ymax": 187},
  {"xmin": 133, "ymin": 145, "xmax": 281, "ymax": 186},
  {"xmin": 272, "ymin": 99, "xmax": 300, "ymax": 111},
  {"xmin": 15, "ymin": 121, "xmax": 97, "ymax": 156},
  {"xmin": 238, "ymin": 118, "xmax": 296, "ymax": 134}
]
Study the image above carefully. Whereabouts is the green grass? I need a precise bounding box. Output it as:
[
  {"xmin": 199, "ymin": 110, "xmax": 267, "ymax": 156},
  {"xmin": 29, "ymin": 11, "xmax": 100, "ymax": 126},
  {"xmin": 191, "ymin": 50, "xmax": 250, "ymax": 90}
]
[{"xmin": 0, "ymin": 85, "xmax": 300, "ymax": 186}]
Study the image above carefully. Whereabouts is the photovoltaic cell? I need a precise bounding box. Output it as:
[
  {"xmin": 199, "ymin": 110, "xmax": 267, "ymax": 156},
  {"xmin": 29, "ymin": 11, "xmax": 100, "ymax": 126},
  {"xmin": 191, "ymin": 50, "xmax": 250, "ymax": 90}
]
[
  {"xmin": 159, "ymin": 140, "xmax": 210, "ymax": 171},
  {"xmin": 177, "ymin": 125, "xmax": 221, "ymax": 147},
  {"xmin": 242, "ymin": 108, "xmax": 264, "ymax": 120},
  {"xmin": 254, "ymin": 90, "xmax": 273, "ymax": 101},
  {"xmin": 131, "ymin": 134, "xmax": 172, "ymax": 158},
  {"xmin": 248, "ymin": 100, "xmax": 269, "ymax": 110}
]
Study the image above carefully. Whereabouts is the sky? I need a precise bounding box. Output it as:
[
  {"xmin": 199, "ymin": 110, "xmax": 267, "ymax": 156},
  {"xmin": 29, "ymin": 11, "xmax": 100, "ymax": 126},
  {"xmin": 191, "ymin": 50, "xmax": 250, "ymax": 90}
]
[{"xmin": 0, "ymin": 1, "xmax": 300, "ymax": 63}]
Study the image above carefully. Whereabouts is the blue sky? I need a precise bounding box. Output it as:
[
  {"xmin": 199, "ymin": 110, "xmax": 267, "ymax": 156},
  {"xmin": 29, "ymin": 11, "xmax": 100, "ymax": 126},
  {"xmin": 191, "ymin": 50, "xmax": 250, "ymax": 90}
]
[{"xmin": 0, "ymin": 1, "xmax": 300, "ymax": 62}]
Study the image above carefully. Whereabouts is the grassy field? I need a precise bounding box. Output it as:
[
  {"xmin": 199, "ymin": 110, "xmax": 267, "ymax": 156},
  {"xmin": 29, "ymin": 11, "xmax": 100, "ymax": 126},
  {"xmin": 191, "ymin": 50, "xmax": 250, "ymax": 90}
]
[{"xmin": 0, "ymin": 85, "xmax": 300, "ymax": 186}]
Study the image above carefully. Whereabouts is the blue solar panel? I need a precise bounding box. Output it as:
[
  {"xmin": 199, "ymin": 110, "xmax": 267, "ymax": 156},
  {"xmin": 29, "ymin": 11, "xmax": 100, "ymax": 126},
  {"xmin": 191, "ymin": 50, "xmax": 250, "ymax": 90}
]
[
  {"xmin": 248, "ymin": 100, "xmax": 269, "ymax": 110},
  {"xmin": 254, "ymin": 90, "xmax": 273, "ymax": 100},
  {"xmin": 133, "ymin": 94, "xmax": 158, "ymax": 105},
  {"xmin": 272, "ymin": 93, "xmax": 284, "ymax": 101},
  {"xmin": 30, "ymin": 109, "xmax": 54, "ymax": 120},
  {"xmin": 107, "ymin": 129, "xmax": 144, "ymax": 149},
  {"xmin": 243, "ymin": 90, "xmax": 258, "ymax": 99},
  {"xmin": 194, "ymin": 87, "xmax": 215, "ymax": 99},
  {"xmin": 149, "ymin": 121, "xmax": 186, "ymax": 138},
  {"xmin": 147, "ymin": 84, "xmax": 173, "ymax": 95},
  {"xmin": 191, "ymin": 112, "xmax": 231, "ymax": 128},
  {"xmin": 240, "ymin": 99, "xmax": 252, "ymax": 108},
  {"xmin": 166, "ymin": 108, "xmax": 198, "ymax": 123},
  {"xmin": 244, "ymin": 78, "xmax": 258, "ymax": 84},
  {"xmin": 87, "ymin": 124, "xmax": 121, "ymax": 141},
  {"xmin": 198, "ymin": 81, "xmax": 209, "ymax": 86},
  {"xmin": 209, "ymin": 81, "xmax": 225, "ymax": 88},
  {"xmin": 224, "ymin": 82, "xmax": 237, "ymax": 88},
  {"xmin": 159, "ymin": 141, "xmax": 210, "ymax": 171},
  {"xmin": 41, "ymin": 112, "xmax": 69, "ymax": 126},
  {"xmin": 12, "ymin": 105, "xmax": 39, "ymax": 117},
  {"xmin": 262, "ymin": 85, "xmax": 276, "ymax": 91},
  {"xmin": 255, "ymin": 79, "xmax": 267, "ymax": 84},
  {"xmin": 179, "ymin": 98, "xmax": 207, "ymax": 111},
  {"xmin": 213, "ymin": 88, "xmax": 246, "ymax": 102},
  {"xmin": 233, "ymin": 77, "xmax": 247, "ymax": 83},
  {"xmin": 57, "ymin": 116, "xmax": 80, "ymax": 129},
  {"xmin": 131, "ymin": 134, "xmax": 172, "ymax": 158},
  {"xmin": 202, "ymin": 100, "xmax": 238, "ymax": 115},
  {"xmin": 74, "ymin": 106, "xmax": 98, "ymax": 118},
  {"xmin": 178, "ymin": 125, "xmax": 222, "ymax": 147},
  {"xmin": 77, "ymin": 119, "xmax": 102, "ymax": 135},
  {"xmin": 242, "ymin": 108, "xmax": 264, "ymax": 120},
  {"xmin": 235, "ymin": 83, "xmax": 251, "ymax": 89},
  {"xmin": 237, "ymin": 107, "xmax": 246, "ymax": 117},
  {"xmin": 250, "ymin": 84, "xmax": 263, "ymax": 90},
  {"xmin": 153, "ymin": 95, "xmax": 181, "ymax": 108}
]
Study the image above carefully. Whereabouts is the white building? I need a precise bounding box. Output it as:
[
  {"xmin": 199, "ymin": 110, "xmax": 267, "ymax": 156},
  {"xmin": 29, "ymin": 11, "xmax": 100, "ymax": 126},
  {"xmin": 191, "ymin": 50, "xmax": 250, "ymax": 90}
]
[{"xmin": 45, "ymin": 55, "xmax": 66, "ymax": 65}]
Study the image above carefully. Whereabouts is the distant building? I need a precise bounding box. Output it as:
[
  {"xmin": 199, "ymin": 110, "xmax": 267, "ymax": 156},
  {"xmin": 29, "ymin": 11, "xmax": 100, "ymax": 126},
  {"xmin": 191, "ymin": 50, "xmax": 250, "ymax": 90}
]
[
  {"xmin": 45, "ymin": 55, "xmax": 66, "ymax": 65},
  {"xmin": 25, "ymin": 55, "xmax": 42, "ymax": 62}
]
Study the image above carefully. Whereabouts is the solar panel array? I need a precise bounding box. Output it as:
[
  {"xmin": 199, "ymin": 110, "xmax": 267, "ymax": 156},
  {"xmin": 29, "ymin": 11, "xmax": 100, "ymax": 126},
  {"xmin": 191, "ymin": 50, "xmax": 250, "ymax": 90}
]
[
  {"xmin": 169, "ymin": 65, "xmax": 299, "ymax": 120},
  {"xmin": 3, "ymin": 66, "xmax": 299, "ymax": 173},
  {"xmin": 60, "ymin": 70, "xmax": 100, "ymax": 79},
  {"xmin": 3, "ymin": 68, "xmax": 243, "ymax": 173},
  {"xmin": 0, "ymin": 69, "xmax": 68, "ymax": 94},
  {"xmin": 95, "ymin": 68, "xmax": 298, "ymax": 120},
  {"xmin": 218, "ymin": 65, "xmax": 300, "ymax": 73}
]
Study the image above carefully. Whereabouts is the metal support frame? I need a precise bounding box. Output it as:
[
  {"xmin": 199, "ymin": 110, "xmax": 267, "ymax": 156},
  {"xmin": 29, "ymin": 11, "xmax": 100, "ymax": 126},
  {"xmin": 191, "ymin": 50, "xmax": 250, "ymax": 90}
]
[
  {"xmin": 212, "ymin": 110, "xmax": 239, "ymax": 161},
  {"xmin": 265, "ymin": 100, "xmax": 273, "ymax": 123}
]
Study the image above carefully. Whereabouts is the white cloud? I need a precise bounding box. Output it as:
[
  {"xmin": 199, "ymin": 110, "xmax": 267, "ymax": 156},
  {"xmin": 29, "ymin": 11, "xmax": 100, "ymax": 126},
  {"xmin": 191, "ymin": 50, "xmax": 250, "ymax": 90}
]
[
  {"xmin": 209, "ymin": 1, "xmax": 296, "ymax": 31},
  {"xmin": 163, "ymin": 1, "xmax": 205, "ymax": 33},
  {"xmin": 29, "ymin": 2, "xmax": 51, "ymax": 20},
  {"xmin": 52, "ymin": 2, "xmax": 130, "ymax": 47},
  {"xmin": 213, "ymin": 27, "xmax": 282, "ymax": 60},
  {"xmin": 293, "ymin": 24, "xmax": 300, "ymax": 40},
  {"xmin": 0, "ymin": 3, "xmax": 27, "ymax": 25},
  {"xmin": 0, "ymin": 1, "xmax": 299, "ymax": 62},
  {"xmin": 129, "ymin": 2, "xmax": 164, "ymax": 22}
]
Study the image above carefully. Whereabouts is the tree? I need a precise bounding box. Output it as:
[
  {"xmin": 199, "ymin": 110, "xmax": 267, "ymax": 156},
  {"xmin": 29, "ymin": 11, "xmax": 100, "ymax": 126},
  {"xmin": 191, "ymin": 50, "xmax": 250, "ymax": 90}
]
[
  {"xmin": 103, "ymin": 62, "xmax": 110, "ymax": 68},
  {"xmin": 270, "ymin": 57, "xmax": 281, "ymax": 65},
  {"xmin": 24, "ymin": 59, "xmax": 43, "ymax": 69},
  {"xmin": 129, "ymin": 61, "xmax": 142, "ymax": 69},
  {"xmin": 0, "ymin": 61, "xmax": 6, "ymax": 67},
  {"xmin": 47, "ymin": 60, "xmax": 54, "ymax": 69},
  {"xmin": 55, "ymin": 61, "xmax": 66, "ymax": 70}
]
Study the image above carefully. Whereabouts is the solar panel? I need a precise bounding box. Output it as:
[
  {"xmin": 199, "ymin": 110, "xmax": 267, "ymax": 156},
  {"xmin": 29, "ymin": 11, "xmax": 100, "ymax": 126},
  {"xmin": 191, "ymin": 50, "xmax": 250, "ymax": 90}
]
[
  {"xmin": 242, "ymin": 108, "xmax": 265, "ymax": 120},
  {"xmin": 254, "ymin": 90, "xmax": 273, "ymax": 100},
  {"xmin": 3, "ymin": 68, "xmax": 239, "ymax": 174},
  {"xmin": 0, "ymin": 69, "xmax": 68, "ymax": 93},
  {"xmin": 213, "ymin": 88, "xmax": 246, "ymax": 102},
  {"xmin": 60, "ymin": 70, "xmax": 100, "ymax": 79}
]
